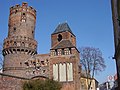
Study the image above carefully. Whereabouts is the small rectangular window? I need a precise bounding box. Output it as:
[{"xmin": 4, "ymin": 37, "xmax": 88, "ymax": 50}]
[
  {"xmin": 14, "ymin": 27, "xmax": 16, "ymax": 31},
  {"xmin": 23, "ymin": 13, "xmax": 25, "ymax": 15}
]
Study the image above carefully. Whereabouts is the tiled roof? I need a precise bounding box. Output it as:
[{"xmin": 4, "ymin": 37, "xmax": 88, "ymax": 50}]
[
  {"xmin": 52, "ymin": 22, "xmax": 75, "ymax": 36},
  {"xmin": 51, "ymin": 40, "xmax": 75, "ymax": 49}
]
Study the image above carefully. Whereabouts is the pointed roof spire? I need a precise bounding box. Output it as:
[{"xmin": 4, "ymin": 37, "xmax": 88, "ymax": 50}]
[{"xmin": 52, "ymin": 22, "xmax": 75, "ymax": 36}]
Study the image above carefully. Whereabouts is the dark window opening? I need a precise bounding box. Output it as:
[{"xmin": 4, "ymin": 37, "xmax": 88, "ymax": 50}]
[
  {"xmin": 13, "ymin": 42, "xmax": 17, "ymax": 46},
  {"xmin": 11, "ymin": 6, "xmax": 14, "ymax": 9},
  {"xmin": 10, "ymin": 40, "xmax": 12, "ymax": 43},
  {"xmin": 62, "ymin": 48, "xmax": 64, "ymax": 55},
  {"xmin": 7, "ymin": 50, "xmax": 9, "ymax": 54},
  {"xmin": 57, "ymin": 34, "xmax": 62, "ymax": 42},
  {"xmin": 14, "ymin": 27, "xmax": 16, "ymax": 31},
  {"xmin": 15, "ymin": 10, "xmax": 18, "ymax": 14},
  {"xmin": 69, "ymin": 48, "xmax": 72, "ymax": 54},
  {"xmin": 20, "ymin": 62, "xmax": 22, "ymax": 65},
  {"xmin": 10, "ymin": 49, "xmax": 13, "ymax": 53},
  {"xmin": 41, "ymin": 61, "xmax": 45, "ymax": 65},
  {"xmin": 55, "ymin": 49, "xmax": 58, "ymax": 55},
  {"xmin": 23, "ymin": 13, "xmax": 25, "ymax": 15},
  {"xmin": 33, "ymin": 61, "xmax": 36, "ymax": 66},
  {"xmin": 28, "ymin": 50, "xmax": 31, "ymax": 54},
  {"xmin": 21, "ymin": 49, "xmax": 24, "ymax": 52},
  {"xmin": 25, "ymin": 50, "xmax": 28, "ymax": 52},
  {"xmin": 13, "ymin": 49, "xmax": 16, "ymax": 51},
  {"xmin": 17, "ymin": 49, "xmax": 20, "ymax": 52},
  {"xmin": 29, "ymin": 43, "xmax": 32, "ymax": 47},
  {"xmin": 46, "ymin": 59, "xmax": 48, "ymax": 62},
  {"xmin": 43, "ymin": 70, "xmax": 46, "ymax": 73},
  {"xmin": 32, "ymin": 31, "xmax": 34, "ymax": 34},
  {"xmin": 33, "ymin": 71, "xmax": 35, "ymax": 74},
  {"xmin": 37, "ymin": 59, "xmax": 40, "ymax": 62},
  {"xmin": 21, "ymin": 42, "xmax": 25, "ymax": 46},
  {"xmin": 36, "ymin": 66, "xmax": 40, "ymax": 70},
  {"xmin": 30, "ymin": 52, "xmax": 34, "ymax": 55}
]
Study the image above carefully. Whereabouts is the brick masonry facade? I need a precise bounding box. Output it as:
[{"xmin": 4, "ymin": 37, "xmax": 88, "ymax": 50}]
[
  {"xmin": 0, "ymin": 74, "xmax": 24, "ymax": 90},
  {"xmin": 0, "ymin": 2, "xmax": 81, "ymax": 90}
]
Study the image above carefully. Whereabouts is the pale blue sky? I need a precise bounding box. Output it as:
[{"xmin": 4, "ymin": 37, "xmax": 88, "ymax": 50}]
[{"xmin": 0, "ymin": 0, "xmax": 116, "ymax": 84}]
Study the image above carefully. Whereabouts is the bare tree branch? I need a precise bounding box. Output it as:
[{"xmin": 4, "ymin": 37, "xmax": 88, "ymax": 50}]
[{"xmin": 79, "ymin": 47, "xmax": 106, "ymax": 90}]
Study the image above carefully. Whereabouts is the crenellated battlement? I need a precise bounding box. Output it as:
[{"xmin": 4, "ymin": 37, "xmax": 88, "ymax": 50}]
[{"xmin": 10, "ymin": 2, "xmax": 36, "ymax": 17}]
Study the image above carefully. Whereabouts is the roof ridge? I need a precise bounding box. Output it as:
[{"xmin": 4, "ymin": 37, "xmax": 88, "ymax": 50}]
[
  {"xmin": 51, "ymin": 39, "xmax": 75, "ymax": 49},
  {"xmin": 51, "ymin": 39, "xmax": 66, "ymax": 49},
  {"xmin": 52, "ymin": 22, "xmax": 75, "ymax": 36}
]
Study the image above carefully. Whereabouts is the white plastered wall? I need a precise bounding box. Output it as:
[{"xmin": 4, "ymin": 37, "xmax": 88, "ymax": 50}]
[
  {"xmin": 53, "ymin": 64, "xmax": 58, "ymax": 81},
  {"xmin": 59, "ymin": 63, "xmax": 66, "ymax": 82},
  {"xmin": 67, "ymin": 63, "xmax": 73, "ymax": 81}
]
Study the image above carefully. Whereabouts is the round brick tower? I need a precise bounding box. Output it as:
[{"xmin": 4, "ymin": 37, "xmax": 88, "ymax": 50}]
[{"xmin": 2, "ymin": 2, "xmax": 37, "ymax": 77}]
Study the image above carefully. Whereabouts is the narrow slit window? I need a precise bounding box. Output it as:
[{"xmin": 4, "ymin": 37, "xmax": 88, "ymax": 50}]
[{"xmin": 14, "ymin": 27, "xmax": 16, "ymax": 31}]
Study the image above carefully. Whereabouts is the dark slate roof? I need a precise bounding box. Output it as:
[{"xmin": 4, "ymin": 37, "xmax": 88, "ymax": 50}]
[
  {"xmin": 52, "ymin": 23, "xmax": 75, "ymax": 36},
  {"xmin": 51, "ymin": 40, "xmax": 75, "ymax": 49}
]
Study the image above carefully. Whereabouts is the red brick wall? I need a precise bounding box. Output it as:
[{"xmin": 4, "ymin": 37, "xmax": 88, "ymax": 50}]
[
  {"xmin": 51, "ymin": 31, "xmax": 76, "ymax": 48},
  {"xmin": 49, "ymin": 55, "xmax": 80, "ymax": 90},
  {"xmin": 0, "ymin": 75, "xmax": 24, "ymax": 90}
]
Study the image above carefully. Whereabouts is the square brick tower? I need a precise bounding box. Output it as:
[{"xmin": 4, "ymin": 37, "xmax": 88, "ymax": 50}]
[{"xmin": 49, "ymin": 23, "xmax": 81, "ymax": 90}]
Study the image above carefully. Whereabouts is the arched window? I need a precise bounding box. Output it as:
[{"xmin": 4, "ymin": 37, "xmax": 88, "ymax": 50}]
[
  {"xmin": 21, "ymin": 42, "xmax": 25, "ymax": 46},
  {"xmin": 13, "ymin": 41, "xmax": 17, "ymax": 46},
  {"xmin": 55, "ymin": 49, "xmax": 58, "ymax": 55}
]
